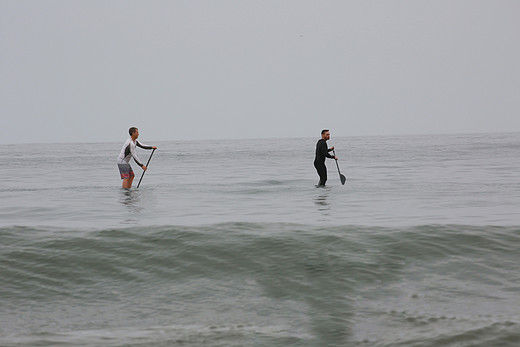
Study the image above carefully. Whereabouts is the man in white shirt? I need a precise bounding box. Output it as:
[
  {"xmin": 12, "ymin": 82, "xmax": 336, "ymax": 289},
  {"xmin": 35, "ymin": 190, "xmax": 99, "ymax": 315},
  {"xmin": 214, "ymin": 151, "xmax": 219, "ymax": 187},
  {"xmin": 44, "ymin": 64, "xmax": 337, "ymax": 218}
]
[{"xmin": 117, "ymin": 127, "xmax": 157, "ymax": 189}]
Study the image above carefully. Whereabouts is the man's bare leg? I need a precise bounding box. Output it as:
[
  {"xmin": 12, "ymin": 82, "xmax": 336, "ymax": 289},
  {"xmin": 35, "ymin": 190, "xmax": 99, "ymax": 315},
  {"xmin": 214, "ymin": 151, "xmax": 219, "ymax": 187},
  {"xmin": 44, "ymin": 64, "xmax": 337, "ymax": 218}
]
[{"xmin": 122, "ymin": 178, "xmax": 131, "ymax": 189}]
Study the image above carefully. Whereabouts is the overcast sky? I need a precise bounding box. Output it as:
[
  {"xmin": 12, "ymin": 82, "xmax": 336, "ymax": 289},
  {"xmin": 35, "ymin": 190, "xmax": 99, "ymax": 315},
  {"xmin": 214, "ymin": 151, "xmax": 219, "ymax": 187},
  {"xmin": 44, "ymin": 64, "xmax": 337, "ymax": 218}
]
[{"xmin": 1, "ymin": 0, "xmax": 519, "ymax": 144}]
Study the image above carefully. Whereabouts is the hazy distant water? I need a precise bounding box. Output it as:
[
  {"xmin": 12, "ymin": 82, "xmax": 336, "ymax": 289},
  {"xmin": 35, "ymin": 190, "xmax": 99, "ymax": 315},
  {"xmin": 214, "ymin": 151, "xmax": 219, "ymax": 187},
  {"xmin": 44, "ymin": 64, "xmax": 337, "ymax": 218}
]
[
  {"xmin": 1, "ymin": 133, "xmax": 519, "ymax": 346},
  {"xmin": 2, "ymin": 132, "xmax": 519, "ymax": 227}
]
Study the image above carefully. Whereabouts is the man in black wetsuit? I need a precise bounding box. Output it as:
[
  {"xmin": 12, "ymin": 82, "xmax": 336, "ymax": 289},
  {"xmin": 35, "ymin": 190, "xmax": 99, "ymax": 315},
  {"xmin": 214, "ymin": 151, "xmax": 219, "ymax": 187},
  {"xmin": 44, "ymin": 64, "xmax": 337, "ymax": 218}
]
[{"xmin": 314, "ymin": 129, "xmax": 338, "ymax": 187}]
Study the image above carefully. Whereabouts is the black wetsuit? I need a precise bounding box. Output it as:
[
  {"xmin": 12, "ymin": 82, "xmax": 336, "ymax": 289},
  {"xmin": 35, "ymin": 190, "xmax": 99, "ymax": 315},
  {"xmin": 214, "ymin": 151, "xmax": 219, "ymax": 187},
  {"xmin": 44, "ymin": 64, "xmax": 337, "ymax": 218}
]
[{"xmin": 314, "ymin": 139, "xmax": 335, "ymax": 186}]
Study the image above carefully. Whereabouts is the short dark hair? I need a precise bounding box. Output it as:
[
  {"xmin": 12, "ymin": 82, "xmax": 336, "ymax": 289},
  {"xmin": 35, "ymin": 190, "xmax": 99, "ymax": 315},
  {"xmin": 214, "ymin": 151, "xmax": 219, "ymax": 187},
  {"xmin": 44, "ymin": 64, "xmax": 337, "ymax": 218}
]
[
  {"xmin": 321, "ymin": 129, "xmax": 329, "ymax": 135},
  {"xmin": 129, "ymin": 127, "xmax": 138, "ymax": 136}
]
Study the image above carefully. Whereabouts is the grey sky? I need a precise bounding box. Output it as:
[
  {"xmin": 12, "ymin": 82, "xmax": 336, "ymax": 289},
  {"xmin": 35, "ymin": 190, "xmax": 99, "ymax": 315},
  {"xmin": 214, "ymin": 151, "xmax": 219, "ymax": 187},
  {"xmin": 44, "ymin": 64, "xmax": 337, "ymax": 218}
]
[{"xmin": 1, "ymin": 0, "xmax": 519, "ymax": 144}]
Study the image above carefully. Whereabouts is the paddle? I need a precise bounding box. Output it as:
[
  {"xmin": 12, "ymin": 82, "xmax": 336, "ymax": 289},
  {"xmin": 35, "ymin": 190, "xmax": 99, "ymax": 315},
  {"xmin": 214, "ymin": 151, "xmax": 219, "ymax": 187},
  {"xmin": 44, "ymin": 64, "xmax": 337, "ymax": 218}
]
[
  {"xmin": 136, "ymin": 148, "xmax": 156, "ymax": 188},
  {"xmin": 333, "ymin": 150, "xmax": 346, "ymax": 185}
]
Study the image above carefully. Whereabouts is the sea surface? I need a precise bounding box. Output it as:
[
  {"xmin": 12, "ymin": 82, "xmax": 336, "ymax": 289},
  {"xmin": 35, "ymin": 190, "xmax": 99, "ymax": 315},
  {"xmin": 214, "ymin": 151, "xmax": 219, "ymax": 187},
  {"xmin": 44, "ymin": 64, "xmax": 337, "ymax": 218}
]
[{"xmin": 1, "ymin": 132, "xmax": 519, "ymax": 346}]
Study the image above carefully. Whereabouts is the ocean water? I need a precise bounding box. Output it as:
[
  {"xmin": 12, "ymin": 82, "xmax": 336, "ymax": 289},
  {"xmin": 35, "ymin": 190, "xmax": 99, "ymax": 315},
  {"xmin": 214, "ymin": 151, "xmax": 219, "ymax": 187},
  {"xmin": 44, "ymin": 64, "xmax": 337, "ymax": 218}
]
[{"xmin": 1, "ymin": 132, "xmax": 519, "ymax": 346}]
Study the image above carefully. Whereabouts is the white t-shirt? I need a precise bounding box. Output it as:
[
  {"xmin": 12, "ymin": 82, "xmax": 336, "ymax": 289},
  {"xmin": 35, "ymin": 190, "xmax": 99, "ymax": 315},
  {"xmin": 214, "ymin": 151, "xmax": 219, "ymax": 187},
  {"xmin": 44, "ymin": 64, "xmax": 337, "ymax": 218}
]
[{"xmin": 117, "ymin": 137, "xmax": 153, "ymax": 166}]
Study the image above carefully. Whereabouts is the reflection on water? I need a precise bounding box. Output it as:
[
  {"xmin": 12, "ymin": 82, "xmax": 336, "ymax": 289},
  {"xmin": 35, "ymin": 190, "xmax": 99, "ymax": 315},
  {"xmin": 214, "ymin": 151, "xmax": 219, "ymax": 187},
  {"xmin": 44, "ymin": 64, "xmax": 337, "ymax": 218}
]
[
  {"xmin": 314, "ymin": 186, "xmax": 331, "ymax": 216},
  {"xmin": 119, "ymin": 189, "xmax": 143, "ymax": 222}
]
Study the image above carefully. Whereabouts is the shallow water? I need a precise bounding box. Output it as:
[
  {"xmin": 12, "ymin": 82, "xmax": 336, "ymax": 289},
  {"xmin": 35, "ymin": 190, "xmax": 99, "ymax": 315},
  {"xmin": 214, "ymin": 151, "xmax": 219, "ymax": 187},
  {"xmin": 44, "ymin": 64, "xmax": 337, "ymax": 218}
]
[{"xmin": 1, "ymin": 132, "xmax": 519, "ymax": 346}]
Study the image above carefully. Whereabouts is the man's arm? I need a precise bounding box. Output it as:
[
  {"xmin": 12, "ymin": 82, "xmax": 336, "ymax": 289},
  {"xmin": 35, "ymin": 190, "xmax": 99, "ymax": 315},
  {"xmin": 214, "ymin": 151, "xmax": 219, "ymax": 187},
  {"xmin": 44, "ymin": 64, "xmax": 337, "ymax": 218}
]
[
  {"xmin": 319, "ymin": 141, "xmax": 335, "ymax": 159},
  {"xmin": 136, "ymin": 141, "xmax": 154, "ymax": 150}
]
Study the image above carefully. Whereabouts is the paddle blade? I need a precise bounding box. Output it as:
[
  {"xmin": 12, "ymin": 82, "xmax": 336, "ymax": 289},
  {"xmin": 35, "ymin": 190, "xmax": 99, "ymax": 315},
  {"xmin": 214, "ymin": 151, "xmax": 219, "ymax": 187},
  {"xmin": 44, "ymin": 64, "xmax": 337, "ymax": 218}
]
[{"xmin": 340, "ymin": 174, "xmax": 346, "ymax": 185}]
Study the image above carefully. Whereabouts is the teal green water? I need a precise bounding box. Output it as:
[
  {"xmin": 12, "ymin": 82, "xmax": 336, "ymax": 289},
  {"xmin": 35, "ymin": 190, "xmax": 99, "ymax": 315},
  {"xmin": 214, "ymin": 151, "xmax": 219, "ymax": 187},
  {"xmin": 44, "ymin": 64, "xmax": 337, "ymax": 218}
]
[{"xmin": 1, "ymin": 224, "xmax": 519, "ymax": 346}]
